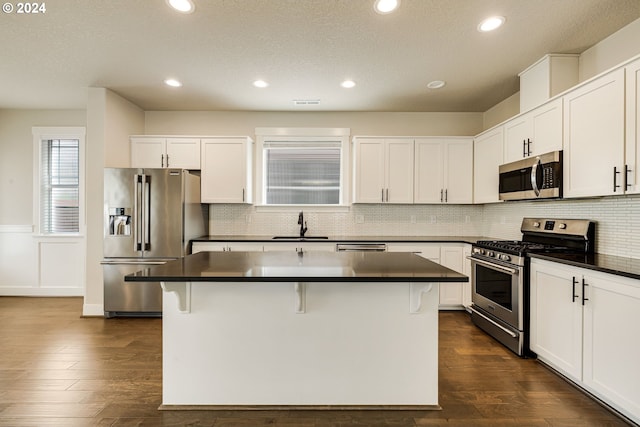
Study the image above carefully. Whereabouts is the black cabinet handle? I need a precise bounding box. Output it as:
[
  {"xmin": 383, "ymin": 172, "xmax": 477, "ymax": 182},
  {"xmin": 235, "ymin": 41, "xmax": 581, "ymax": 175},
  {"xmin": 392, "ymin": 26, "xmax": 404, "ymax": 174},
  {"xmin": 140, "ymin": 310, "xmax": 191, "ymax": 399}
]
[
  {"xmin": 572, "ymin": 276, "xmax": 579, "ymax": 302},
  {"xmin": 614, "ymin": 166, "xmax": 621, "ymax": 192},
  {"xmin": 523, "ymin": 139, "xmax": 526, "ymax": 157},
  {"xmin": 625, "ymin": 165, "xmax": 632, "ymax": 190},
  {"xmin": 527, "ymin": 138, "xmax": 532, "ymax": 156},
  {"xmin": 582, "ymin": 278, "xmax": 589, "ymax": 305}
]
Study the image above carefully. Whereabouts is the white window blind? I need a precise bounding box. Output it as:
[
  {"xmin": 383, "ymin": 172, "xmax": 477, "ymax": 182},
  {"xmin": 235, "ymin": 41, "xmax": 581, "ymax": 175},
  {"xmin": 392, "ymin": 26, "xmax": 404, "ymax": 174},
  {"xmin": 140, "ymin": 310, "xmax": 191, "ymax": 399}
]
[
  {"xmin": 263, "ymin": 141, "xmax": 341, "ymax": 205},
  {"xmin": 40, "ymin": 138, "xmax": 80, "ymax": 233}
]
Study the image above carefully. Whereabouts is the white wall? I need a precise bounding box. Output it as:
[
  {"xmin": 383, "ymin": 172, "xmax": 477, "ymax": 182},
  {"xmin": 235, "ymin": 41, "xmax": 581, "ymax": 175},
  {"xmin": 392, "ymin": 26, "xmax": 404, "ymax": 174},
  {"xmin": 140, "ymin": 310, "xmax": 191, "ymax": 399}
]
[
  {"xmin": 0, "ymin": 109, "xmax": 86, "ymax": 224},
  {"xmin": 84, "ymin": 88, "xmax": 145, "ymax": 316},
  {"xmin": 144, "ymin": 111, "xmax": 484, "ymax": 138},
  {"xmin": 0, "ymin": 109, "xmax": 86, "ymax": 295},
  {"xmin": 580, "ymin": 17, "xmax": 640, "ymax": 82}
]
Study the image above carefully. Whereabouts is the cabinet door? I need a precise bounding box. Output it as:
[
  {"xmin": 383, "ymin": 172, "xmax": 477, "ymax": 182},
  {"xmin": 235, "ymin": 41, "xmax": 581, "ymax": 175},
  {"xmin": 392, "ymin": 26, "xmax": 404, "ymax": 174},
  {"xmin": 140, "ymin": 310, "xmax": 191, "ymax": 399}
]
[
  {"xmin": 582, "ymin": 272, "xmax": 640, "ymax": 420},
  {"xmin": 503, "ymin": 99, "xmax": 562, "ymax": 163},
  {"xmin": 414, "ymin": 139, "xmax": 444, "ymax": 203},
  {"xmin": 530, "ymin": 98, "xmax": 563, "ymax": 157},
  {"xmin": 201, "ymin": 138, "xmax": 250, "ymax": 203},
  {"xmin": 263, "ymin": 242, "xmax": 335, "ymax": 252},
  {"xmin": 473, "ymin": 127, "xmax": 504, "ymax": 203},
  {"xmin": 191, "ymin": 242, "xmax": 229, "ymax": 253},
  {"xmin": 503, "ymin": 115, "xmax": 530, "ymax": 163},
  {"xmin": 626, "ymin": 58, "xmax": 640, "ymax": 194},
  {"xmin": 529, "ymin": 260, "xmax": 583, "ymax": 382},
  {"xmin": 444, "ymin": 139, "xmax": 473, "ymax": 204},
  {"xmin": 353, "ymin": 138, "xmax": 386, "ymax": 203},
  {"xmin": 461, "ymin": 245, "xmax": 472, "ymax": 309},
  {"xmin": 131, "ymin": 137, "xmax": 165, "ymax": 168},
  {"xmin": 166, "ymin": 138, "xmax": 201, "ymax": 169},
  {"xmin": 439, "ymin": 245, "xmax": 463, "ymax": 307},
  {"xmin": 385, "ymin": 139, "xmax": 414, "ymax": 203},
  {"xmin": 563, "ymin": 69, "xmax": 625, "ymax": 198}
]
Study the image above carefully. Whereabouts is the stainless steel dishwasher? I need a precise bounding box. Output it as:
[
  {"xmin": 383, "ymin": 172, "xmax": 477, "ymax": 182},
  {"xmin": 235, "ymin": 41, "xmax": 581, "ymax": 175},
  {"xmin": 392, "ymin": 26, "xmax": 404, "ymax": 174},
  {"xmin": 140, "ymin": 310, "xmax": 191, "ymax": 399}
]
[{"xmin": 336, "ymin": 243, "xmax": 387, "ymax": 252}]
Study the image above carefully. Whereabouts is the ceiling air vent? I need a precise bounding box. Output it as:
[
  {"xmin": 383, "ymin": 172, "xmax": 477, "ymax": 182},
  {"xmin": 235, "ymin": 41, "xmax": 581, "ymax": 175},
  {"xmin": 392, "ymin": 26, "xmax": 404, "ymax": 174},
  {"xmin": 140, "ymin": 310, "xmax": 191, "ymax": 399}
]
[{"xmin": 292, "ymin": 99, "xmax": 321, "ymax": 106}]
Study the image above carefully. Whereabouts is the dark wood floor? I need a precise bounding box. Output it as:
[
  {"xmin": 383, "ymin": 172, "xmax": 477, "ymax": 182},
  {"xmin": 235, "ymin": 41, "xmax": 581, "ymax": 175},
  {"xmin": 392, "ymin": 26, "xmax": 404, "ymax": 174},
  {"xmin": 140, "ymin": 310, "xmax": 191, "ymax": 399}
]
[{"xmin": 0, "ymin": 297, "xmax": 631, "ymax": 426}]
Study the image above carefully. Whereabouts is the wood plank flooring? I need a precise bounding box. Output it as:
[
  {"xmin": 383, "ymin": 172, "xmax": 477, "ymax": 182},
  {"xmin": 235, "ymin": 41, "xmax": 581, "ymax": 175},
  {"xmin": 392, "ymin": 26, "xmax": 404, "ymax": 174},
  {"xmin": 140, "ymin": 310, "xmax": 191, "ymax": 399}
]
[{"xmin": 0, "ymin": 297, "xmax": 632, "ymax": 426}]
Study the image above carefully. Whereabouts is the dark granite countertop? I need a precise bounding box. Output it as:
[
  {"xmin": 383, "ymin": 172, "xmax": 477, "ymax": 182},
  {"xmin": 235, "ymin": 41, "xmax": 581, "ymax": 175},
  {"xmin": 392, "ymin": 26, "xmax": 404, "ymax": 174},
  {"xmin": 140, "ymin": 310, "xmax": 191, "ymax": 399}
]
[
  {"xmin": 191, "ymin": 235, "xmax": 492, "ymax": 244},
  {"xmin": 529, "ymin": 253, "xmax": 640, "ymax": 281},
  {"xmin": 125, "ymin": 251, "xmax": 469, "ymax": 283}
]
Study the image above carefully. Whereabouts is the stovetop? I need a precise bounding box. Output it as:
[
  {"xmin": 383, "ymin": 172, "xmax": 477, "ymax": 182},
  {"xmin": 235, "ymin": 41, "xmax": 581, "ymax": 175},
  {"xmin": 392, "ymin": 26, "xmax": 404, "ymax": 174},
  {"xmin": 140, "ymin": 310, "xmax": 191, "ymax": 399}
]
[{"xmin": 474, "ymin": 240, "xmax": 570, "ymax": 256}]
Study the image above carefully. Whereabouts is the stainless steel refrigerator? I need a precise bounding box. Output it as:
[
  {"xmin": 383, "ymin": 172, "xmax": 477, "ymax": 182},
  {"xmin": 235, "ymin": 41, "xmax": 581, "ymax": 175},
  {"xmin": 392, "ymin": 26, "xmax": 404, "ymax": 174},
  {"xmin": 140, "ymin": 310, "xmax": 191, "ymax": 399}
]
[{"xmin": 102, "ymin": 168, "xmax": 208, "ymax": 317}]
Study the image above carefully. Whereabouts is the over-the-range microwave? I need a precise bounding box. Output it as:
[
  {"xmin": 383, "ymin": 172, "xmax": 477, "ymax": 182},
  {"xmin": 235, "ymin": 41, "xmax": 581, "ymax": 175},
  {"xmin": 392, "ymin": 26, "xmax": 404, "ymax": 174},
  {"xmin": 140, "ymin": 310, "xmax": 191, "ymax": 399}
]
[{"xmin": 499, "ymin": 151, "xmax": 562, "ymax": 201}]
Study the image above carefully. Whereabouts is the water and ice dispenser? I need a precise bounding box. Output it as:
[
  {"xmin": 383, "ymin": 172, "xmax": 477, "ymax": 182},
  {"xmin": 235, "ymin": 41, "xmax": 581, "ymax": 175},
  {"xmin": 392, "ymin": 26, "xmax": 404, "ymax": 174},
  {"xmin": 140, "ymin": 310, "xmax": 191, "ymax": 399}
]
[{"xmin": 108, "ymin": 208, "xmax": 131, "ymax": 236}]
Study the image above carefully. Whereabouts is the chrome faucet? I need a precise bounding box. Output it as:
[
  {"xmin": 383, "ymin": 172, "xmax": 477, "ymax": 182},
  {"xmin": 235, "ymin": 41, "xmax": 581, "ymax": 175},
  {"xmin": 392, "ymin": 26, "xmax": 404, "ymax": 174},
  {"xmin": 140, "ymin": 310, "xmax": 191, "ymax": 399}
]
[{"xmin": 298, "ymin": 211, "xmax": 308, "ymax": 237}]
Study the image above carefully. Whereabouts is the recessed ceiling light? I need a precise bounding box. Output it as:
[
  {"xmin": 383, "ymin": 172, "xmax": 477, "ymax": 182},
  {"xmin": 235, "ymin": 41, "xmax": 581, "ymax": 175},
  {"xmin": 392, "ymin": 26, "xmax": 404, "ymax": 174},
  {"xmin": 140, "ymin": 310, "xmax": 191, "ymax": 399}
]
[
  {"xmin": 164, "ymin": 78, "xmax": 182, "ymax": 88},
  {"xmin": 341, "ymin": 80, "xmax": 356, "ymax": 89},
  {"xmin": 166, "ymin": 0, "xmax": 195, "ymax": 14},
  {"xmin": 374, "ymin": 0, "xmax": 400, "ymax": 14},
  {"xmin": 253, "ymin": 80, "xmax": 269, "ymax": 88},
  {"xmin": 427, "ymin": 80, "xmax": 446, "ymax": 89},
  {"xmin": 478, "ymin": 16, "xmax": 505, "ymax": 32}
]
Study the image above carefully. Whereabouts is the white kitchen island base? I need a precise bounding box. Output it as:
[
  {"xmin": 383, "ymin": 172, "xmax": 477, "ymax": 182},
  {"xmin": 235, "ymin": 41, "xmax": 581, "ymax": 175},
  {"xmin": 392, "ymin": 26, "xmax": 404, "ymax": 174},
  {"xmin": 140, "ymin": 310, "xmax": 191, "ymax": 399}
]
[{"xmin": 160, "ymin": 280, "xmax": 439, "ymax": 408}]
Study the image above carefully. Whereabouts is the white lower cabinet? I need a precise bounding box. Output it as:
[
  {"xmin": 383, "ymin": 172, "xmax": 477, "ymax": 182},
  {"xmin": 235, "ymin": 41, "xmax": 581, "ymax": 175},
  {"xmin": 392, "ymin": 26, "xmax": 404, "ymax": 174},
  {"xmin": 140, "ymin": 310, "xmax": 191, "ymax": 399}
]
[
  {"xmin": 191, "ymin": 242, "xmax": 264, "ymax": 253},
  {"xmin": 530, "ymin": 258, "xmax": 640, "ymax": 424},
  {"xmin": 462, "ymin": 246, "xmax": 472, "ymax": 309},
  {"xmin": 387, "ymin": 243, "xmax": 467, "ymax": 310},
  {"xmin": 262, "ymin": 242, "xmax": 336, "ymax": 253}
]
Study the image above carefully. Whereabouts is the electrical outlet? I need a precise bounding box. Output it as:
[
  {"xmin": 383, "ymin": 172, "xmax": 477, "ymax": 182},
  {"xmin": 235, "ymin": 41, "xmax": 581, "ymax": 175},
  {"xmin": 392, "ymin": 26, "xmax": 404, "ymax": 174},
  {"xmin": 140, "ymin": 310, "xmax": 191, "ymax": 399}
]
[
  {"xmin": 410, "ymin": 215, "xmax": 416, "ymax": 223},
  {"xmin": 355, "ymin": 214, "xmax": 364, "ymax": 224},
  {"xmin": 465, "ymin": 215, "xmax": 471, "ymax": 223},
  {"xmin": 430, "ymin": 215, "xmax": 436, "ymax": 224},
  {"xmin": 245, "ymin": 214, "xmax": 252, "ymax": 223},
  {"xmin": 500, "ymin": 216, "xmax": 506, "ymax": 224}
]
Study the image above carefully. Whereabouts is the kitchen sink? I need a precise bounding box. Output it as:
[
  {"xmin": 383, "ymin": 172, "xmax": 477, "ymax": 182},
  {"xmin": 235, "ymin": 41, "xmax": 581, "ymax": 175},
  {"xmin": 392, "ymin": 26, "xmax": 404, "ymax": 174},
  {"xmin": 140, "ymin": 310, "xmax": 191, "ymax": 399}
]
[{"xmin": 271, "ymin": 236, "xmax": 329, "ymax": 240}]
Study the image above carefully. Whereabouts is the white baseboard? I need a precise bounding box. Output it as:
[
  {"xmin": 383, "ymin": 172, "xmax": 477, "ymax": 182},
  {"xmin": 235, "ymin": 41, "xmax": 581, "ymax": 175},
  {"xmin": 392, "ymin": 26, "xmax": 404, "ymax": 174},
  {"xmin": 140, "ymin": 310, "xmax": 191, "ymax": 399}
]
[
  {"xmin": 82, "ymin": 303, "xmax": 104, "ymax": 317},
  {"xmin": 0, "ymin": 287, "xmax": 83, "ymax": 297}
]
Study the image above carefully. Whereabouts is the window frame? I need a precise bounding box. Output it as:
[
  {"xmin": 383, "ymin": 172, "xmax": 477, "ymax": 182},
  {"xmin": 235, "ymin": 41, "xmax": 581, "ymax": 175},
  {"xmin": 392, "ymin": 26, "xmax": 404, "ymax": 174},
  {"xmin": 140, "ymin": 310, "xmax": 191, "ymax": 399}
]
[
  {"xmin": 255, "ymin": 127, "xmax": 350, "ymax": 209},
  {"xmin": 32, "ymin": 127, "xmax": 86, "ymax": 236}
]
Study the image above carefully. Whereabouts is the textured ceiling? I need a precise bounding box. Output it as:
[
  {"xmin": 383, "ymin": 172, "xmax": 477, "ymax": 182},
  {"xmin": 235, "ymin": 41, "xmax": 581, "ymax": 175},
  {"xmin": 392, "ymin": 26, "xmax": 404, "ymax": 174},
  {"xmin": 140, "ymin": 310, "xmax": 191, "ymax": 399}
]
[{"xmin": 1, "ymin": 0, "xmax": 639, "ymax": 112}]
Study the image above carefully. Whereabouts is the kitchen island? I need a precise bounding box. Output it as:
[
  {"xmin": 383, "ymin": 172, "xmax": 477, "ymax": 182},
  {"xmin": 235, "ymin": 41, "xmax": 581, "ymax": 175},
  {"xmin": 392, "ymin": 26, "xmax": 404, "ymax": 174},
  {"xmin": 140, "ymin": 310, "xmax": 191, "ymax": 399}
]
[{"xmin": 126, "ymin": 250, "xmax": 468, "ymax": 409}]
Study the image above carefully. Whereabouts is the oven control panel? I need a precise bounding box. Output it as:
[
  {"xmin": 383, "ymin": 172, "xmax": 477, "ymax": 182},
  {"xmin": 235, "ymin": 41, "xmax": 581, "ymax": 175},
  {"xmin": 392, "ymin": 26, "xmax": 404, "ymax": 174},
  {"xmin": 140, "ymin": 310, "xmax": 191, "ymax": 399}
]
[{"xmin": 523, "ymin": 218, "xmax": 592, "ymax": 237}]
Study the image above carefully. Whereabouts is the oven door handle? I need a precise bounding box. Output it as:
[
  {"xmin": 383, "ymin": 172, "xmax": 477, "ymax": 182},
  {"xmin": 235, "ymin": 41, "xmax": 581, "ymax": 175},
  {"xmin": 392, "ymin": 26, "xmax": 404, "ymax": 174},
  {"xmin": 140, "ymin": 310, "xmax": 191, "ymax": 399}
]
[
  {"xmin": 470, "ymin": 306, "xmax": 518, "ymax": 338},
  {"xmin": 467, "ymin": 256, "xmax": 519, "ymax": 275}
]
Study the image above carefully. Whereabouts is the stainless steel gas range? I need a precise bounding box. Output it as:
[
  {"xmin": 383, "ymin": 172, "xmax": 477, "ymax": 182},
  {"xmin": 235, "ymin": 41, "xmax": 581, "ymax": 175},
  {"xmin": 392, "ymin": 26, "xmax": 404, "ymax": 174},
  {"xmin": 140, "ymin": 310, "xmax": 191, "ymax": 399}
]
[{"xmin": 469, "ymin": 218, "xmax": 595, "ymax": 356}]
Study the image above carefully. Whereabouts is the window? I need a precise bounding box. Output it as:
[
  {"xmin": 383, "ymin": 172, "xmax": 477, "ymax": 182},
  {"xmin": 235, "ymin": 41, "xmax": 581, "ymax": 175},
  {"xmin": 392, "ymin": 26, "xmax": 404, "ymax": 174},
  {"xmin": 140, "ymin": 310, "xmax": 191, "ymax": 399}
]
[
  {"xmin": 33, "ymin": 127, "xmax": 85, "ymax": 235},
  {"xmin": 256, "ymin": 128, "xmax": 350, "ymax": 206}
]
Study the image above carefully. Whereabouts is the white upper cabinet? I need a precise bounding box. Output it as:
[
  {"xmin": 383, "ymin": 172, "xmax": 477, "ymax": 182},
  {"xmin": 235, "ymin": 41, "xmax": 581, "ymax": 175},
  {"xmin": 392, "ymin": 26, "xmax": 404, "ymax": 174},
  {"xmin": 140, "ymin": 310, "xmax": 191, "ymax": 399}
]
[
  {"xmin": 200, "ymin": 137, "xmax": 253, "ymax": 204},
  {"xmin": 625, "ymin": 58, "xmax": 640, "ymax": 194},
  {"xmin": 563, "ymin": 68, "xmax": 625, "ymax": 198},
  {"xmin": 473, "ymin": 126, "xmax": 504, "ymax": 204},
  {"xmin": 519, "ymin": 54, "xmax": 579, "ymax": 112},
  {"xmin": 503, "ymin": 98, "xmax": 563, "ymax": 163},
  {"xmin": 131, "ymin": 136, "xmax": 201, "ymax": 169},
  {"xmin": 353, "ymin": 137, "xmax": 414, "ymax": 204},
  {"xmin": 415, "ymin": 138, "xmax": 473, "ymax": 204}
]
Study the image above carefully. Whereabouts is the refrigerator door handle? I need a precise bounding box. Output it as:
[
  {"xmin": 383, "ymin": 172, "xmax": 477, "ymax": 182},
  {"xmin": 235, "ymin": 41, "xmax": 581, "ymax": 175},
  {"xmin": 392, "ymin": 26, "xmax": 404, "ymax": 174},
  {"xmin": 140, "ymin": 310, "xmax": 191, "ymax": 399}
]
[
  {"xmin": 134, "ymin": 174, "xmax": 143, "ymax": 251},
  {"xmin": 143, "ymin": 174, "xmax": 151, "ymax": 251}
]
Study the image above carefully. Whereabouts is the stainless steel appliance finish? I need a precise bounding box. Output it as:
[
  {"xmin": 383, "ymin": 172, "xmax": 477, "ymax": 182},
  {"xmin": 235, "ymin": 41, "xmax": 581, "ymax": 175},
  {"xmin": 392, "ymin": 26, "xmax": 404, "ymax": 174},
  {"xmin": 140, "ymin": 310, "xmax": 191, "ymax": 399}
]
[
  {"xmin": 336, "ymin": 243, "xmax": 387, "ymax": 252},
  {"xmin": 102, "ymin": 168, "xmax": 208, "ymax": 317},
  {"xmin": 499, "ymin": 151, "xmax": 562, "ymax": 201},
  {"xmin": 469, "ymin": 218, "xmax": 595, "ymax": 356}
]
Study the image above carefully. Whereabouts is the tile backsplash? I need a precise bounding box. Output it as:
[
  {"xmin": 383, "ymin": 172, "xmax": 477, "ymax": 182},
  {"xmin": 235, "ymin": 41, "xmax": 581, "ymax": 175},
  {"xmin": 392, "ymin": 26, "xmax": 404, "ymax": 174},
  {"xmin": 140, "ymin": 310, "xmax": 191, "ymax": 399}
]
[{"xmin": 208, "ymin": 194, "xmax": 640, "ymax": 258}]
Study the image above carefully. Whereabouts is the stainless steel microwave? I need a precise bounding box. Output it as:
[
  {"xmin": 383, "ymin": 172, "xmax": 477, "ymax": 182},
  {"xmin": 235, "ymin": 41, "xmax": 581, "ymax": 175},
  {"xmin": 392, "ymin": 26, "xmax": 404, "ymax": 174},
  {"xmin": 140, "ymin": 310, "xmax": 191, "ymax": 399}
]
[{"xmin": 499, "ymin": 151, "xmax": 562, "ymax": 201}]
